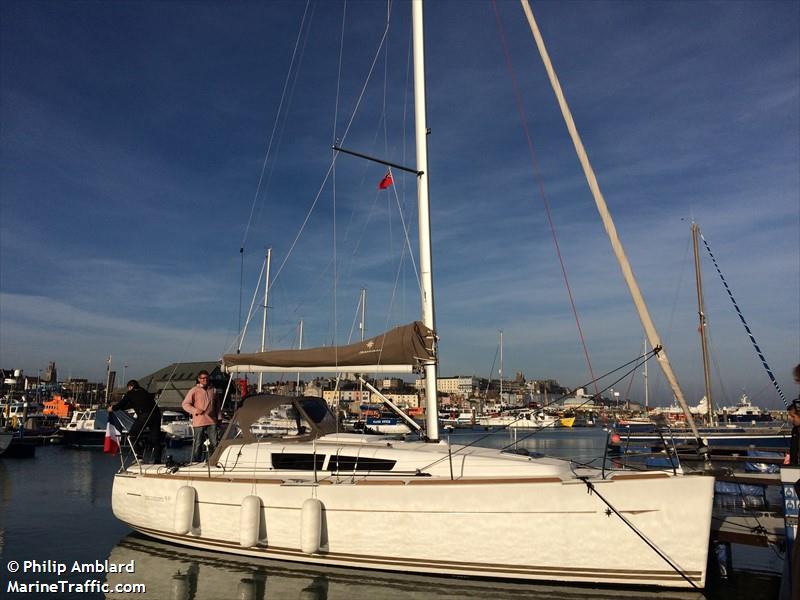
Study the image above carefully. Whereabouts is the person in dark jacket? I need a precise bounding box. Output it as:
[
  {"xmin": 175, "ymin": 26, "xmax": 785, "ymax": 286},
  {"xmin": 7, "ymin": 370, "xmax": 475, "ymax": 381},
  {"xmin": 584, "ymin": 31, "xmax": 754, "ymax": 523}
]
[
  {"xmin": 108, "ymin": 379, "xmax": 162, "ymax": 464},
  {"xmin": 788, "ymin": 401, "xmax": 800, "ymax": 464}
]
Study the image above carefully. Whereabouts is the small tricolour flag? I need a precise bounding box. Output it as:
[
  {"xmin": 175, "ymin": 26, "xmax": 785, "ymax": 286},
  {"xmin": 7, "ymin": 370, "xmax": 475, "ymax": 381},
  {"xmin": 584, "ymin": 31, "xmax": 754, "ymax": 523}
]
[
  {"xmin": 104, "ymin": 412, "xmax": 122, "ymax": 454},
  {"xmin": 378, "ymin": 170, "xmax": 394, "ymax": 190}
]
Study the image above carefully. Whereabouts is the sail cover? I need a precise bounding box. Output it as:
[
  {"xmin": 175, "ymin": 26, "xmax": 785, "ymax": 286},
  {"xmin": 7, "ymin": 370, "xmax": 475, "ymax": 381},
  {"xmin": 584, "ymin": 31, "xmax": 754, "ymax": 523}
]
[{"xmin": 223, "ymin": 321, "xmax": 435, "ymax": 374}]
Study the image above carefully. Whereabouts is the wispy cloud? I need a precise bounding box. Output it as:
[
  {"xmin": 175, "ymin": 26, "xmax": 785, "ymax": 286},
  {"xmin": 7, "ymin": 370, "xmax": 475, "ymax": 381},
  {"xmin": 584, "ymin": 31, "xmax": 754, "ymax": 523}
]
[{"xmin": 1, "ymin": 0, "xmax": 796, "ymax": 405}]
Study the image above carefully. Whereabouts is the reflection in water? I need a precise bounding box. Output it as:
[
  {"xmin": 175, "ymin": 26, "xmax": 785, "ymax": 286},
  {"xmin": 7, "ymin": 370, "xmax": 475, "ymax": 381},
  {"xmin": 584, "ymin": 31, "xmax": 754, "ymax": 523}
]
[{"xmin": 105, "ymin": 534, "xmax": 706, "ymax": 600}]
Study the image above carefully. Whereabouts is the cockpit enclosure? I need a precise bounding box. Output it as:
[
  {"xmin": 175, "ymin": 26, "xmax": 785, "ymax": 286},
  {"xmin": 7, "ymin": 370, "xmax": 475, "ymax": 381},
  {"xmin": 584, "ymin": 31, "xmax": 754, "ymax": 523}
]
[{"xmin": 210, "ymin": 394, "xmax": 338, "ymax": 464}]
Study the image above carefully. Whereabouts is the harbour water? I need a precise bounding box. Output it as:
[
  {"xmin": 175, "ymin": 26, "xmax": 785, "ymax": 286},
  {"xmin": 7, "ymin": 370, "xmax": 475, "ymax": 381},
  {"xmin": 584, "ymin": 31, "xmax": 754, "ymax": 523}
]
[{"xmin": 0, "ymin": 429, "xmax": 783, "ymax": 599}]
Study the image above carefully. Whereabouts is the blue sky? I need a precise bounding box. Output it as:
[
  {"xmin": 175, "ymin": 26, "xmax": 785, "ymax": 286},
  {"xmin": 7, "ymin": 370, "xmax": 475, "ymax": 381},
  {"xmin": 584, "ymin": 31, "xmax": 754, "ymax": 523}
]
[{"xmin": 1, "ymin": 0, "xmax": 797, "ymax": 408}]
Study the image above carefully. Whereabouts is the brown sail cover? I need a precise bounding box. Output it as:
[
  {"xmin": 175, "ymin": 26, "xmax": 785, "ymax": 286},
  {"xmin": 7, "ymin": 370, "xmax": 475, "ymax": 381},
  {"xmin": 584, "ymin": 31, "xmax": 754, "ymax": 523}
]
[{"xmin": 223, "ymin": 321, "xmax": 435, "ymax": 371}]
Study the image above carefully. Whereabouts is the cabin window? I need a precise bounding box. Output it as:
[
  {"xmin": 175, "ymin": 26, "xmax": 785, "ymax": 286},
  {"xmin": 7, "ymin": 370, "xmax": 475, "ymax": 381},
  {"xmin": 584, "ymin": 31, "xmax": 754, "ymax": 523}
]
[
  {"xmin": 94, "ymin": 410, "xmax": 109, "ymax": 428},
  {"xmin": 327, "ymin": 456, "xmax": 396, "ymax": 472},
  {"xmin": 271, "ymin": 453, "xmax": 325, "ymax": 471},
  {"xmin": 297, "ymin": 398, "xmax": 330, "ymax": 424}
]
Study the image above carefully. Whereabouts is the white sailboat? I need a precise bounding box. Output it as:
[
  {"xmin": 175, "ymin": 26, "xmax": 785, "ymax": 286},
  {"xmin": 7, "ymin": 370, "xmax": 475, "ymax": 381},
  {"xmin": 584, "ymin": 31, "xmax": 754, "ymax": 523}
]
[{"xmin": 111, "ymin": 0, "xmax": 714, "ymax": 588}]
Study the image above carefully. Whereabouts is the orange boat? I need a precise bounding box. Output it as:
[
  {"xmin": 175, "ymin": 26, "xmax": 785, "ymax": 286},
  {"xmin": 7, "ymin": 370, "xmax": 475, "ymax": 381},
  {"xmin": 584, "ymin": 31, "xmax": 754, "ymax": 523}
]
[{"xmin": 43, "ymin": 395, "xmax": 74, "ymax": 419}]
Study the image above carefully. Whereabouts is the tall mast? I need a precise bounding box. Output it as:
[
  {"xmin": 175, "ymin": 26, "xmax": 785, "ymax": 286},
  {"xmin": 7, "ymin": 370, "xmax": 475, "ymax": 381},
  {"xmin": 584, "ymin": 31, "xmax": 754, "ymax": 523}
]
[
  {"xmin": 692, "ymin": 223, "xmax": 714, "ymax": 424},
  {"xmin": 359, "ymin": 288, "xmax": 366, "ymax": 398},
  {"xmin": 359, "ymin": 288, "xmax": 366, "ymax": 342},
  {"xmin": 296, "ymin": 319, "xmax": 303, "ymax": 389},
  {"xmin": 499, "ymin": 330, "xmax": 504, "ymax": 401},
  {"xmin": 258, "ymin": 248, "xmax": 272, "ymax": 393},
  {"xmin": 520, "ymin": 0, "xmax": 701, "ymax": 441},
  {"xmin": 412, "ymin": 0, "xmax": 439, "ymax": 442},
  {"xmin": 643, "ymin": 336, "xmax": 649, "ymax": 412}
]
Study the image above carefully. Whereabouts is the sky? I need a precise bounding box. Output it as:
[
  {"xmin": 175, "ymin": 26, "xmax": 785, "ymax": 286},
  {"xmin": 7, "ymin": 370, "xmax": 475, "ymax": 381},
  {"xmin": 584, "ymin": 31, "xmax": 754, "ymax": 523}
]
[{"xmin": 1, "ymin": 0, "xmax": 798, "ymax": 408}]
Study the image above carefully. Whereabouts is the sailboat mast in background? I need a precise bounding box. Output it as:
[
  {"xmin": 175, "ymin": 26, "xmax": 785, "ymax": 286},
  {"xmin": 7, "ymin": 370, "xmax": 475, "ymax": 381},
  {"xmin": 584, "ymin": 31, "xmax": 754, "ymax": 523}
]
[
  {"xmin": 692, "ymin": 223, "xmax": 714, "ymax": 424},
  {"xmin": 258, "ymin": 248, "xmax": 272, "ymax": 393}
]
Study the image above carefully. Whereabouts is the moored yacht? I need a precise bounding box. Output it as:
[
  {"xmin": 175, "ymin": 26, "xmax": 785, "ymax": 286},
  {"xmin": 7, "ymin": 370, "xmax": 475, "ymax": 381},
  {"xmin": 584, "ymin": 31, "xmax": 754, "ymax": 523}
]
[
  {"xmin": 717, "ymin": 393, "xmax": 773, "ymax": 424},
  {"xmin": 110, "ymin": 0, "xmax": 717, "ymax": 588},
  {"xmin": 112, "ymin": 393, "xmax": 715, "ymax": 588}
]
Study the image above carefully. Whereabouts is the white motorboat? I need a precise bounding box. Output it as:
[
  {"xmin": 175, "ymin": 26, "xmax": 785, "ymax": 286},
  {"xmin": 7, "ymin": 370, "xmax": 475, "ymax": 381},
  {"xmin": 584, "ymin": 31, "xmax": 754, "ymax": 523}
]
[
  {"xmin": 717, "ymin": 393, "xmax": 773, "ymax": 424},
  {"xmin": 60, "ymin": 408, "xmax": 114, "ymax": 448},
  {"xmin": 480, "ymin": 410, "xmax": 558, "ymax": 429},
  {"xmin": 161, "ymin": 411, "xmax": 193, "ymax": 445}
]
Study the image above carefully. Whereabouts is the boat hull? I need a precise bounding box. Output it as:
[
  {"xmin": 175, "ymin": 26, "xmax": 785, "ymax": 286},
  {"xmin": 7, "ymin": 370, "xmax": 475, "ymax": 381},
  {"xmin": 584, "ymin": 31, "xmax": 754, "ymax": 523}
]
[
  {"xmin": 112, "ymin": 470, "xmax": 713, "ymax": 588},
  {"xmin": 60, "ymin": 429, "xmax": 106, "ymax": 448}
]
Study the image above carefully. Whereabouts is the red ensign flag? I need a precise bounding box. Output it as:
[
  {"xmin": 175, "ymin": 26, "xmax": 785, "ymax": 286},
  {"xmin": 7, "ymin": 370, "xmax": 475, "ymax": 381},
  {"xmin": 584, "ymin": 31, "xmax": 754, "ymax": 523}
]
[{"xmin": 378, "ymin": 170, "xmax": 394, "ymax": 189}]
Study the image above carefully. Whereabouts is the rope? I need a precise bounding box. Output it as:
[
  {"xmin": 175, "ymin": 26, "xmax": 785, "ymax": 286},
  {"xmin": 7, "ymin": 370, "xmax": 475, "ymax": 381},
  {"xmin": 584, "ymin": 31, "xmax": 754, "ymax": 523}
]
[
  {"xmin": 700, "ymin": 232, "xmax": 787, "ymax": 408},
  {"xmin": 269, "ymin": 16, "xmax": 392, "ymax": 293},
  {"xmin": 491, "ymin": 0, "xmax": 600, "ymax": 399},
  {"xmin": 240, "ymin": 0, "xmax": 312, "ymax": 252},
  {"xmin": 579, "ymin": 477, "xmax": 700, "ymax": 589},
  {"xmin": 519, "ymin": 0, "xmax": 702, "ymax": 441},
  {"xmin": 418, "ymin": 350, "xmax": 659, "ymax": 472},
  {"xmin": 499, "ymin": 350, "xmax": 660, "ymax": 452}
]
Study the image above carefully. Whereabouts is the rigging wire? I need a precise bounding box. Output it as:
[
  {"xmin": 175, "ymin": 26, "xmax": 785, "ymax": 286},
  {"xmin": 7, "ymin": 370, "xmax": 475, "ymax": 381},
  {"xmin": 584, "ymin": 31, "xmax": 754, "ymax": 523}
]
[
  {"xmin": 418, "ymin": 349, "xmax": 659, "ymax": 471},
  {"xmin": 268, "ymin": 13, "xmax": 392, "ymax": 293},
  {"xmin": 239, "ymin": 0, "xmax": 312, "ymax": 252},
  {"xmin": 498, "ymin": 350, "xmax": 657, "ymax": 452},
  {"xmin": 700, "ymin": 232, "xmax": 787, "ymax": 408},
  {"xmin": 329, "ymin": 1, "xmax": 349, "ymax": 367},
  {"xmin": 578, "ymin": 477, "xmax": 700, "ymax": 589},
  {"xmin": 233, "ymin": 2, "xmax": 313, "ymax": 355},
  {"xmin": 491, "ymin": 0, "xmax": 600, "ymax": 399}
]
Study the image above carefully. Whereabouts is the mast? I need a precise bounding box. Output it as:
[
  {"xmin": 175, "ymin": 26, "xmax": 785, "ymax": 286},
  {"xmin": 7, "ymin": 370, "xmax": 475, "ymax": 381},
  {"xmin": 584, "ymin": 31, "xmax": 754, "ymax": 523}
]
[
  {"xmin": 643, "ymin": 336, "xmax": 649, "ymax": 412},
  {"xmin": 692, "ymin": 223, "xmax": 714, "ymax": 424},
  {"xmin": 258, "ymin": 248, "xmax": 272, "ymax": 393},
  {"xmin": 499, "ymin": 330, "xmax": 504, "ymax": 402},
  {"xmin": 296, "ymin": 319, "xmax": 303, "ymax": 388},
  {"xmin": 519, "ymin": 0, "xmax": 701, "ymax": 441},
  {"xmin": 412, "ymin": 0, "xmax": 439, "ymax": 442},
  {"xmin": 359, "ymin": 288, "xmax": 366, "ymax": 342},
  {"xmin": 104, "ymin": 355, "xmax": 112, "ymax": 405},
  {"xmin": 359, "ymin": 288, "xmax": 365, "ymax": 399}
]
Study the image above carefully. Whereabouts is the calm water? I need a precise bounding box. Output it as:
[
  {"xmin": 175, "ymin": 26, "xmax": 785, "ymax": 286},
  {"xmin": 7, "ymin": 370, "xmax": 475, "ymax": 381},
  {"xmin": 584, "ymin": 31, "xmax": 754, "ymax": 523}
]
[{"xmin": 0, "ymin": 429, "xmax": 783, "ymax": 599}]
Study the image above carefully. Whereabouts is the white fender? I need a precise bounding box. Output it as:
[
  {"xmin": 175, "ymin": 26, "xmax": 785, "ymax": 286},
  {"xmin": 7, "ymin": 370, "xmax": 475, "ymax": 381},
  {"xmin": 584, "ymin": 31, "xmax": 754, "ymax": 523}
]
[
  {"xmin": 174, "ymin": 486, "xmax": 196, "ymax": 535},
  {"xmin": 239, "ymin": 495, "xmax": 262, "ymax": 547},
  {"xmin": 300, "ymin": 498, "xmax": 323, "ymax": 554}
]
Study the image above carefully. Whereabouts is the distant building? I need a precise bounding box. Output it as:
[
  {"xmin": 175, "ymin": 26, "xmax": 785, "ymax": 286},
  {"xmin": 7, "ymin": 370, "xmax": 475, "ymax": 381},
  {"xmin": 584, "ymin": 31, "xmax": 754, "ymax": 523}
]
[
  {"xmin": 379, "ymin": 378, "xmax": 405, "ymax": 391},
  {"xmin": 415, "ymin": 376, "xmax": 478, "ymax": 398},
  {"xmin": 139, "ymin": 362, "xmax": 227, "ymax": 410},
  {"xmin": 322, "ymin": 389, "xmax": 372, "ymax": 406},
  {"xmin": 43, "ymin": 361, "xmax": 57, "ymax": 384}
]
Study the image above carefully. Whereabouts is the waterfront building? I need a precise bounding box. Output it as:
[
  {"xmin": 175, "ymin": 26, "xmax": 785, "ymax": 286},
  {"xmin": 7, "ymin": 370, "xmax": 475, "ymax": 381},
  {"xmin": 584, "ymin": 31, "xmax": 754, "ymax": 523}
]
[
  {"xmin": 139, "ymin": 362, "xmax": 226, "ymax": 410},
  {"xmin": 415, "ymin": 375, "xmax": 478, "ymax": 399}
]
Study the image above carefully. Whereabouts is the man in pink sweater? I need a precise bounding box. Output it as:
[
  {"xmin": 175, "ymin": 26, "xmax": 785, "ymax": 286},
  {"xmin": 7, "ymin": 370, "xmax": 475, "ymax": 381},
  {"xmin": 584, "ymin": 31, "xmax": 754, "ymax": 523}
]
[{"xmin": 182, "ymin": 370, "xmax": 221, "ymax": 462}]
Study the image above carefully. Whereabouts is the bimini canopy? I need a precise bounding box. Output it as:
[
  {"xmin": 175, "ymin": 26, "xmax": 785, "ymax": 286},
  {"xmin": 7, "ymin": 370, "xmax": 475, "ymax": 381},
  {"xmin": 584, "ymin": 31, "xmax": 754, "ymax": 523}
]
[
  {"xmin": 223, "ymin": 321, "xmax": 435, "ymax": 374},
  {"xmin": 210, "ymin": 394, "xmax": 338, "ymax": 464}
]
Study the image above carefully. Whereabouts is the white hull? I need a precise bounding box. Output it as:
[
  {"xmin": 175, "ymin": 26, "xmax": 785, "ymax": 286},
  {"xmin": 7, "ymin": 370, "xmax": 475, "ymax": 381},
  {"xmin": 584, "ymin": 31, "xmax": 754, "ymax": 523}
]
[
  {"xmin": 368, "ymin": 423, "xmax": 411, "ymax": 435},
  {"xmin": 112, "ymin": 435, "xmax": 713, "ymax": 588},
  {"xmin": 107, "ymin": 533, "xmax": 705, "ymax": 600},
  {"xmin": 480, "ymin": 414, "xmax": 558, "ymax": 429}
]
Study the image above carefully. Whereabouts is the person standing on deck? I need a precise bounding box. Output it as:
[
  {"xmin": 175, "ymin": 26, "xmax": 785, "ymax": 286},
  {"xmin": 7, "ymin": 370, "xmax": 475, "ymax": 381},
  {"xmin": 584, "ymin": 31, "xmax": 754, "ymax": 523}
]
[
  {"xmin": 783, "ymin": 364, "xmax": 800, "ymax": 600},
  {"xmin": 182, "ymin": 370, "xmax": 220, "ymax": 462},
  {"xmin": 109, "ymin": 380, "xmax": 162, "ymax": 464},
  {"xmin": 787, "ymin": 402, "xmax": 800, "ymax": 465},
  {"xmin": 786, "ymin": 364, "xmax": 800, "ymax": 465}
]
